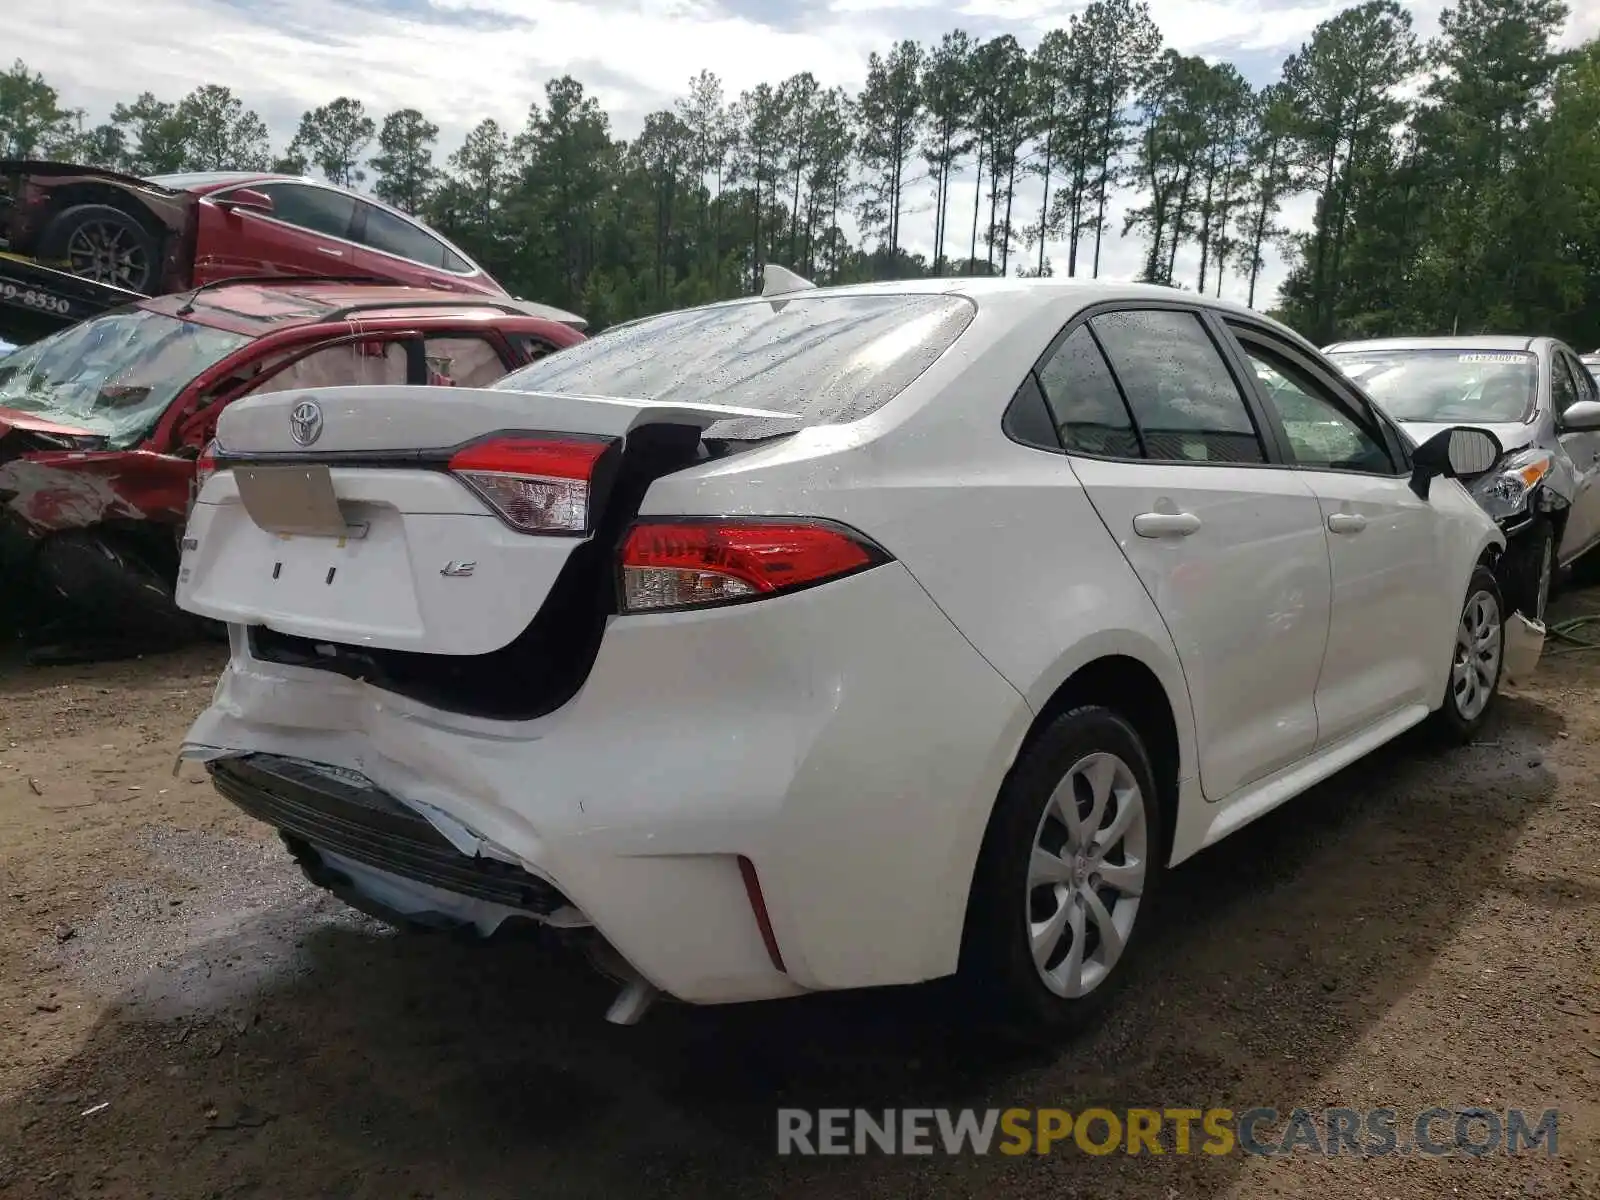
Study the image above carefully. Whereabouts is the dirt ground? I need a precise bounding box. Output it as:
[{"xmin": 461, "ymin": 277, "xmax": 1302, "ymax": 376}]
[{"xmin": 0, "ymin": 601, "xmax": 1597, "ymax": 1200}]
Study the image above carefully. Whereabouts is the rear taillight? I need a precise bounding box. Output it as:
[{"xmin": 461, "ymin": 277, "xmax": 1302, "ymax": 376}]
[
  {"xmin": 448, "ymin": 436, "xmax": 613, "ymax": 534},
  {"xmin": 618, "ymin": 518, "xmax": 890, "ymax": 613},
  {"xmin": 194, "ymin": 439, "xmax": 221, "ymax": 495}
]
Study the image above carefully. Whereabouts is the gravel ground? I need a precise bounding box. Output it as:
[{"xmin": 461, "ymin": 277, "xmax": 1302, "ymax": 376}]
[{"xmin": 0, "ymin": 605, "xmax": 1597, "ymax": 1199}]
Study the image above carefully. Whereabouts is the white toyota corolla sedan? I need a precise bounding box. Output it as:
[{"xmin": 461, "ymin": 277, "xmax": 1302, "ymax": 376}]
[{"xmin": 174, "ymin": 274, "xmax": 1508, "ymax": 1028}]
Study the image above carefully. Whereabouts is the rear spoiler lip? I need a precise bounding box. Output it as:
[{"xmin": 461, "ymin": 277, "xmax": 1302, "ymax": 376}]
[
  {"xmin": 503, "ymin": 296, "xmax": 589, "ymax": 330},
  {"xmin": 214, "ymin": 384, "xmax": 800, "ymax": 456}
]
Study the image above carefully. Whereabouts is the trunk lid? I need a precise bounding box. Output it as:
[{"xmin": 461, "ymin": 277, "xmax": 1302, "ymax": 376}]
[{"xmin": 177, "ymin": 384, "xmax": 797, "ymax": 656}]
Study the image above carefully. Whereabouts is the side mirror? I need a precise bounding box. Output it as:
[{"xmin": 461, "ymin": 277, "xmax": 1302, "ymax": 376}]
[
  {"xmin": 214, "ymin": 188, "xmax": 274, "ymax": 216},
  {"xmin": 1410, "ymin": 426, "xmax": 1502, "ymax": 499},
  {"xmin": 1559, "ymin": 398, "xmax": 1600, "ymax": 432}
]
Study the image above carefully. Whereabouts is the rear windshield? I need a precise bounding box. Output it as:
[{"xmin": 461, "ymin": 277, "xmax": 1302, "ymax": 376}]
[
  {"xmin": 1328, "ymin": 348, "xmax": 1537, "ymax": 424},
  {"xmin": 490, "ymin": 293, "xmax": 976, "ymax": 440}
]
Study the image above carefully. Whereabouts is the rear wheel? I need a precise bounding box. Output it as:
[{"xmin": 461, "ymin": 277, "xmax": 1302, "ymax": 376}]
[
  {"xmin": 961, "ymin": 705, "xmax": 1164, "ymax": 1032},
  {"xmin": 40, "ymin": 204, "xmax": 159, "ymax": 293},
  {"xmin": 1428, "ymin": 565, "xmax": 1504, "ymax": 744}
]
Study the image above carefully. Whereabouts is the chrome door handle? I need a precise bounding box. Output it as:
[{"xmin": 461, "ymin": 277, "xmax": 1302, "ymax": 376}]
[
  {"xmin": 318, "ymin": 246, "xmax": 343, "ymax": 256},
  {"xmin": 1133, "ymin": 511, "xmax": 1202, "ymax": 538},
  {"xmin": 1327, "ymin": 512, "xmax": 1367, "ymax": 534}
]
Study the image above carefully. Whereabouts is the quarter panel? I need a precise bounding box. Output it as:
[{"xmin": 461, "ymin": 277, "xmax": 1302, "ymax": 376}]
[{"xmin": 641, "ymin": 434, "xmax": 1202, "ymax": 794}]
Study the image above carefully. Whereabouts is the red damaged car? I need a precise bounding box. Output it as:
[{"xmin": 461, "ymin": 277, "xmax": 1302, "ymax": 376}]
[
  {"xmin": 0, "ymin": 279, "xmax": 584, "ymax": 656},
  {"xmin": 1, "ymin": 162, "xmax": 508, "ymax": 298}
]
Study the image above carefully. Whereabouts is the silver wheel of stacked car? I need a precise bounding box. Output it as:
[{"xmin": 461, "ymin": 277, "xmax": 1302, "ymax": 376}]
[{"xmin": 42, "ymin": 204, "xmax": 159, "ymax": 293}]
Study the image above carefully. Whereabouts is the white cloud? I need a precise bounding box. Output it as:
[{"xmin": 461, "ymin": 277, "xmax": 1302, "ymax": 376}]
[{"xmin": 14, "ymin": 0, "xmax": 1592, "ymax": 311}]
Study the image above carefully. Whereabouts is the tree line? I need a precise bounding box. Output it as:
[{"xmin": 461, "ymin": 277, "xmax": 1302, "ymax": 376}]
[{"xmin": 2, "ymin": 0, "xmax": 1597, "ymax": 345}]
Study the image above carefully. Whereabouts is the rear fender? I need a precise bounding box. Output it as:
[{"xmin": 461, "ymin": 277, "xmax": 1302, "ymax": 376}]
[{"xmin": 20, "ymin": 175, "xmax": 194, "ymax": 291}]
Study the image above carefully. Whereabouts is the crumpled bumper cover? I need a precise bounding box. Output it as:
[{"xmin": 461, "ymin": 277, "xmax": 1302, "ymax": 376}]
[{"xmin": 178, "ymin": 562, "xmax": 1031, "ymax": 1006}]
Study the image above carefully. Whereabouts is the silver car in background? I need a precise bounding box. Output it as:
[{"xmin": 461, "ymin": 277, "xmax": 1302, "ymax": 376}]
[
  {"xmin": 1325, "ymin": 336, "xmax": 1600, "ymax": 621},
  {"xmin": 1583, "ymin": 352, "xmax": 1598, "ymax": 384}
]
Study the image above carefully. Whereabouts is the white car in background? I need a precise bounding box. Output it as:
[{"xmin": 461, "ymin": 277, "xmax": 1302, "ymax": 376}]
[{"xmin": 174, "ymin": 274, "xmax": 1506, "ymax": 1029}]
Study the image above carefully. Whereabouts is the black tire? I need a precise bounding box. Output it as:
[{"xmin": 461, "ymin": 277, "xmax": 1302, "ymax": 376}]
[
  {"xmin": 1427, "ymin": 564, "xmax": 1505, "ymax": 745},
  {"xmin": 39, "ymin": 203, "xmax": 159, "ymax": 293},
  {"xmin": 960, "ymin": 705, "xmax": 1165, "ymax": 1033},
  {"xmin": 34, "ymin": 531, "xmax": 202, "ymax": 648},
  {"xmin": 1512, "ymin": 517, "xmax": 1554, "ymax": 622}
]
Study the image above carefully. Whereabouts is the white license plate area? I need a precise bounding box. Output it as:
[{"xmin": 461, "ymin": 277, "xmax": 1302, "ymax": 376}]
[
  {"xmin": 195, "ymin": 504, "xmax": 424, "ymax": 642},
  {"xmin": 234, "ymin": 465, "xmax": 366, "ymax": 539}
]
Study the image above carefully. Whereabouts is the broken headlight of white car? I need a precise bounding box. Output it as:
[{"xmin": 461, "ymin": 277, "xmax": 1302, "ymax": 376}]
[{"xmin": 1471, "ymin": 447, "xmax": 1553, "ymax": 522}]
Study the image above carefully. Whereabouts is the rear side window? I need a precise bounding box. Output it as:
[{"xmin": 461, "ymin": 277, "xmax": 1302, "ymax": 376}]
[
  {"xmin": 1089, "ymin": 310, "xmax": 1265, "ymax": 463},
  {"xmin": 1574, "ymin": 356, "xmax": 1600, "ymax": 403},
  {"xmin": 1035, "ymin": 325, "xmax": 1140, "ymax": 457},
  {"xmin": 362, "ymin": 204, "xmax": 449, "ymax": 269},
  {"xmin": 491, "ymin": 293, "xmax": 976, "ymax": 440}
]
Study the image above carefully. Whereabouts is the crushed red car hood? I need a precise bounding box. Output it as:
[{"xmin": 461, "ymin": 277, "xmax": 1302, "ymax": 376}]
[{"xmin": 0, "ymin": 406, "xmax": 101, "ymax": 439}]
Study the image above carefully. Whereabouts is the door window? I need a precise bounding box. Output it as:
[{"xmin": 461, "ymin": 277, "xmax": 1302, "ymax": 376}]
[
  {"xmin": 421, "ymin": 336, "xmax": 509, "ymax": 387},
  {"xmin": 1034, "ymin": 325, "xmax": 1141, "ymax": 458},
  {"xmin": 1238, "ymin": 341, "xmax": 1393, "ymax": 472},
  {"xmin": 245, "ymin": 341, "xmax": 409, "ymax": 395},
  {"xmin": 508, "ymin": 333, "xmax": 560, "ymax": 364},
  {"xmin": 252, "ymin": 183, "xmax": 358, "ymax": 240},
  {"xmin": 361, "ymin": 203, "xmax": 453, "ymax": 269},
  {"xmin": 1088, "ymin": 309, "xmax": 1265, "ymax": 463},
  {"xmin": 1553, "ymin": 354, "xmax": 1582, "ymax": 414}
]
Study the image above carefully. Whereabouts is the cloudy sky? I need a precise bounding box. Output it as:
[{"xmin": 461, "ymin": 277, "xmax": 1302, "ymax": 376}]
[{"xmin": 14, "ymin": 0, "xmax": 1600, "ymax": 308}]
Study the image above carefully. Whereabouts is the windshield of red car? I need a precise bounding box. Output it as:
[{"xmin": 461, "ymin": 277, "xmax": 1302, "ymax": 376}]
[{"xmin": 0, "ymin": 309, "xmax": 251, "ymax": 448}]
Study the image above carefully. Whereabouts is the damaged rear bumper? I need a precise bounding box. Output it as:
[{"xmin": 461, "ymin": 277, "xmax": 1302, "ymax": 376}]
[
  {"xmin": 207, "ymin": 753, "xmax": 578, "ymax": 926},
  {"xmin": 177, "ymin": 563, "xmax": 1029, "ymax": 1016},
  {"xmin": 200, "ymin": 750, "xmax": 661, "ymax": 1023}
]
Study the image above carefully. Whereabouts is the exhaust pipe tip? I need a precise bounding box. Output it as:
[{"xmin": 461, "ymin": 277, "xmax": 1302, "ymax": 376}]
[{"xmin": 584, "ymin": 935, "xmax": 658, "ymax": 1025}]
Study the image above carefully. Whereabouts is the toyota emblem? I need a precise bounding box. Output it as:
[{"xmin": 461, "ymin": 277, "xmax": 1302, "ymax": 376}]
[{"xmin": 289, "ymin": 399, "xmax": 324, "ymax": 447}]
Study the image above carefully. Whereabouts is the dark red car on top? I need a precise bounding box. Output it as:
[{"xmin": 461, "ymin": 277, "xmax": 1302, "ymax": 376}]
[
  {"xmin": 1, "ymin": 162, "xmax": 507, "ymax": 298},
  {"xmin": 0, "ymin": 279, "xmax": 584, "ymax": 655}
]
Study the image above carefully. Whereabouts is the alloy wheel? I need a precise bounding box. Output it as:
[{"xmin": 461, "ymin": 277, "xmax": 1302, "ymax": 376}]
[
  {"xmin": 1026, "ymin": 751, "xmax": 1147, "ymax": 999},
  {"xmin": 65, "ymin": 221, "xmax": 149, "ymax": 289},
  {"xmin": 1452, "ymin": 589, "xmax": 1502, "ymax": 721}
]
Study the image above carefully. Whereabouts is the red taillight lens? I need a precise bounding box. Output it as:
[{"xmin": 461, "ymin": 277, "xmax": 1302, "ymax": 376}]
[
  {"xmin": 448, "ymin": 436, "xmax": 612, "ymax": 534},
  {"xmin": 618, "ymin": 519, "xmax": 888, "ymax": 613},
  {"xmin": 194, "ymin": 439, "xmax": 221, "ymax": 495}
]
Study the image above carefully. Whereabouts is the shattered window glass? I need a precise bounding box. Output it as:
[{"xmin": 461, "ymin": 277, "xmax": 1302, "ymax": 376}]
[{"xmin": 0, "ymin": 308, "xmax": 250, "ymax": 447}]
